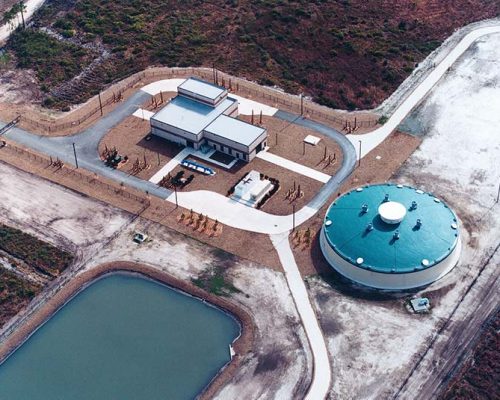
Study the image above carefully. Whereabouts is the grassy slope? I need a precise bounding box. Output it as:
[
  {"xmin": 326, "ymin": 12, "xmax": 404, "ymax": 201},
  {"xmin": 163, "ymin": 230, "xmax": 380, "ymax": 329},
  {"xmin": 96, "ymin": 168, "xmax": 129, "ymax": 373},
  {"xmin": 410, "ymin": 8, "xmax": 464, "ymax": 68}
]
[
  {"xmin": 0, "ymin": 224, "xmax": 73, "ymax": 277},
  {"xmin": 7, "ymin": 0, "xmax": 500, "ymax": 109},
  {"xmin": 0, "ymin": 268, "xmax": 41, "ymax": 328},
  {"xmin": 0, "ymin": 223, "xmax": 73, "ymax": 327},
  {"xmin": 8, "ymin": 29, "xmax": 95, "ymax": 96},
  {"xmin": 439, "ymin": 311, "xmax": 499, "ymax": 400}
]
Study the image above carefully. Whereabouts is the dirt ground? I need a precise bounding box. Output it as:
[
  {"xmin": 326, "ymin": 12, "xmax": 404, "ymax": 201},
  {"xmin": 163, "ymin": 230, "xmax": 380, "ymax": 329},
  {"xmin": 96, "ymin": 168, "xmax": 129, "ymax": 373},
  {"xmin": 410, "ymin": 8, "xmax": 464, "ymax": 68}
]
[
  {"xmin": 306, "ymin": 32, "xmax": 500, "ymax": 400},
  {"xmin": 243, "ymin": 115, "xmax": 343, "ymax": 175},
  {"xmin": 99, "ymin": 112, "xmax": 335, "ymax": 216},
  {"xmin": 292, "ymin": 130, "xmax": 422, "ymax": 276},
  {"xmin": 0, "ymin": 143, "xmax": 282, "ymax": 270},
  {"xmin": 439, "ymin": 309, "xmax": 499, "ymax": 400},
  {"xmin": 0, "ymin": 161, "xmax": 313, "ymax": 399},
  {"xmin": 0, "ymin": 67, "xmax": 44, "ymax": 105},
  {"xmin": 98, "ymin": 115, "xmax": 176, "ymax": 181},
  {"xmin": 0, "ymin": 0, "xmax": 18, "ymax": 14},
  {"xmin": 169, "ymin": 157, "xmax": 322, "ymax": 216},
  {"xmin": 0, "ymin": 162, "xmax": 132, "ymax": 256}
]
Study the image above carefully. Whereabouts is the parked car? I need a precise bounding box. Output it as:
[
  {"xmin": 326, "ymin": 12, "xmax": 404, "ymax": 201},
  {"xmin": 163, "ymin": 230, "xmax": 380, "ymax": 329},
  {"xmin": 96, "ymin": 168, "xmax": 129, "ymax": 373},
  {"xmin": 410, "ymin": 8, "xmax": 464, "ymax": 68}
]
[{"xmin": 133, "ymin": 232, "xmax": 148, "ymax": 243}]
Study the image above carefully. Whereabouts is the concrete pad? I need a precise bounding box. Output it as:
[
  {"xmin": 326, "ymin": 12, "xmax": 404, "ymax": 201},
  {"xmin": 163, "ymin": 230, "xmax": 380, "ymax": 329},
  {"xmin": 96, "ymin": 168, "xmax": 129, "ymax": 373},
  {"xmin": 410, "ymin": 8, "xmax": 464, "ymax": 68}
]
[
  {"xmin": 132, "ymin": 108, "xmax": 154, "ymax": 121},
  {"xmin": 228, "ymin": 94, "xmax": 278, "ymax": 116},
  {"xmin": 257, "ymin": 151, "xmax": 331, "ymax": 183},
  {"xmin": 140, "ymin": 79, "xmax": 186, "ymax": 96}
]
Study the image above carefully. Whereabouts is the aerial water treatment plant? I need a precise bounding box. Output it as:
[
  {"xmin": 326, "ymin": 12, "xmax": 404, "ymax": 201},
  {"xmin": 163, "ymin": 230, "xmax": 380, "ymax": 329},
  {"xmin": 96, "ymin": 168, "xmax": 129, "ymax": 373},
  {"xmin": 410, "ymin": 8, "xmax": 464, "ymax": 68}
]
[{"xmin": 320, "ymin": 184, "xmax": 462, "ymax": 290}]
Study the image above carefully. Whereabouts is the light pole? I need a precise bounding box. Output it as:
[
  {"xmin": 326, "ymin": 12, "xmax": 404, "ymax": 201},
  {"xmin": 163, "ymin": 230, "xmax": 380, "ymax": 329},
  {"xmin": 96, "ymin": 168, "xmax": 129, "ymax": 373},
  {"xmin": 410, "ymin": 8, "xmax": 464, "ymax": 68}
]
[
  {"xmin": 72, "ymin": 142, "xmax": 79, "ymax": 168},
  {"xmin": 358, "ymin": 140, "xmax": 362, "ymax": 167}
]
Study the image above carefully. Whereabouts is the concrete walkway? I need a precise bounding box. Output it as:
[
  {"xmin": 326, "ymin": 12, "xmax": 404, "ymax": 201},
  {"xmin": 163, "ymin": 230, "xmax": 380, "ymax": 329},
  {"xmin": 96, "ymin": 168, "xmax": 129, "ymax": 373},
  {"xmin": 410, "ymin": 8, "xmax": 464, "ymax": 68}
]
[
  {"xmin": 132, "ymin": 108, "xmax": 154, "ymax": 121},
  {"xmin": 271, "ymin": 233, "xmax": 332, "ymax": 400},
  {"xmin": 257, "ymin": 150, "xmax": 331, "ymax": 183},
  {"xmin": 149, "ymin": 148, "xmax": 192, "ymax": 184},
  {"xmin": 166, "ymin": 190, "xmax": 318, "ymax": 234},
  {"xmin": 346, "ymin": 24, "xmax": 500, "ymax": 158}
]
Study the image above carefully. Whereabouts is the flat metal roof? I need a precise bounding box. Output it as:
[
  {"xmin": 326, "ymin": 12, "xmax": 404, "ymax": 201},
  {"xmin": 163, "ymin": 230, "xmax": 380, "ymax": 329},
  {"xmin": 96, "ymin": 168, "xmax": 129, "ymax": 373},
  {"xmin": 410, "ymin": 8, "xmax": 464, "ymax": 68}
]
[
  {"xmin": 178, "ymin": 77, "xmax": 227, "ymax": 101},
  {"xmin": 204, "ymin": 115, "xmax": 266, "ymax": 147},
  {"xmin": 323, "ymin": 184, "xmax": 459, "ymax": 274},
  {"xmin": 151, "ymin": 95, "xmax": 236, "ymax": 135}
]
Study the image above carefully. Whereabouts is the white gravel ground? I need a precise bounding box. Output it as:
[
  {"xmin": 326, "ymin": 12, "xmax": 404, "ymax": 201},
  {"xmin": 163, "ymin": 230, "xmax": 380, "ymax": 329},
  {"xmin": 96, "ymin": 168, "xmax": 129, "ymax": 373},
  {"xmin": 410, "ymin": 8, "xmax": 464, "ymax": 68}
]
[
  {"xmin": 0, "ymin": 162, "xmax": 131, "ymax": 253},
  {"xmin": 0, "ymin": 164, "xmax": 312, "ymax": 399},
  {"xmin": 87, "ymin": 218, "xmax": 313, "ymax": 399},
  {"xmin": 309, "ymin": 31, "xmax": 500, "ymax": 400}
]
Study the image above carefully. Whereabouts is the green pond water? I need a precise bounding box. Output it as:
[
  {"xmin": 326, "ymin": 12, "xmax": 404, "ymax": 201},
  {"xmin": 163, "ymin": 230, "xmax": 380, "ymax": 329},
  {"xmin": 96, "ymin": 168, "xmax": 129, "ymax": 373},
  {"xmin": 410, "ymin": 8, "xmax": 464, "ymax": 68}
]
[{"xmin": 0, "ymin": 274, "xmax": 240, "ymax": 400}]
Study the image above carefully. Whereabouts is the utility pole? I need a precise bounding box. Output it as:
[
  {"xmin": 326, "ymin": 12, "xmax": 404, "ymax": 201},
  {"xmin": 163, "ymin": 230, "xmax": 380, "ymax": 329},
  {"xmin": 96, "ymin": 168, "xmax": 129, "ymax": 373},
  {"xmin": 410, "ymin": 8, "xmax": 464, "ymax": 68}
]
[
  {"xmin": 496, "ymin": 181, "xmax": 500, "ymax": 203},
  {"xmin": 300, "ymin": 94, "xmax": 304, "ymax": 116},
  {"xmin": 358, "ymin": 140, "xmax": 362, "ymax": 167},
  {"xmin": 72, "ymin": 142, "xmax": 79, "ymax": 168},
  {"xmin": 292, "ymin": 204, "xmax": 296, "ymax": 232},
  {"xmin": 174, "ymin": 186, "xmax": 178, "ymax": 208},
  {"xmin": 98, "ymin": 93, "xmax": 103, "ymax": 116}
]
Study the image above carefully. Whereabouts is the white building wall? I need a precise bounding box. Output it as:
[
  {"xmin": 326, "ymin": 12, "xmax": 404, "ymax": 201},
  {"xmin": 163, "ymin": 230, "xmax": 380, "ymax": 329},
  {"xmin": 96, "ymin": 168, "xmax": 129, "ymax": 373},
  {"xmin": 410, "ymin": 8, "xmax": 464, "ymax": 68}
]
[
  {"xmin": 150, "ymin": 119, "xmax": 202, "ymax": 143},
  {"xmin": 151, "ymin": 127, "xmax": 188, "ymax": 147},
  {"xmin": 223, "ymin": 101, "xmax": 239, "ymax": 117},
  {"xmin": 178, "ymin": 88, "xmax": 227, "ymax": 107},
  {"xmin": 320, "ymin": 228, "xmax": 462, "ymax": 290}
]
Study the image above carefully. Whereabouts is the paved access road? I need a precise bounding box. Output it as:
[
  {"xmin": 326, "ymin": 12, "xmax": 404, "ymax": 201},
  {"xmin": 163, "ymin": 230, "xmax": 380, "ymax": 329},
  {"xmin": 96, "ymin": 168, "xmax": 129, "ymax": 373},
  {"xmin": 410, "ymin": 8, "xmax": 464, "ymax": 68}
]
[
  {"xmin": 347, "ymin": 24, "xmax": 500, "ymax": 158},
  {"xmin": 271, "ymin": 232, "xmax": 332, "ymax": 400},
  {"xmin": 4, "ymin": 90, "xmax": 171, "ymax": 199},
  {"xmin": 2, "ymin": 93, "xmax": 356, "ymax": 235},
  {"xmin": 1, "ymin": 20, "xmax": 499, "ymax": 400}
]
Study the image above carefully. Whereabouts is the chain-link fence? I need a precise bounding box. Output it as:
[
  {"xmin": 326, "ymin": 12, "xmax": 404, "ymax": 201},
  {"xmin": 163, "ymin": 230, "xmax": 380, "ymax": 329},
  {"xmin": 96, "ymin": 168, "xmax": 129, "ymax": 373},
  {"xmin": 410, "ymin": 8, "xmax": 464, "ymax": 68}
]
[
  {"xmin": 20, "ymin": 67, "xmax": 378, "ymax": 134},
  {"xmin": 0, "ymin": 141, "xmax": 150, "ymax": 207}
]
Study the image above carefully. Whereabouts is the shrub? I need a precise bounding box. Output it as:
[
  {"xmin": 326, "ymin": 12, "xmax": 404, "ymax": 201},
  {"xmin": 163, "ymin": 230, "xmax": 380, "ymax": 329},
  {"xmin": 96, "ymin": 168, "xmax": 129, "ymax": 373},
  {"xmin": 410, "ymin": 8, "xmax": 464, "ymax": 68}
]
[{"xmin": 378, "ymin": 115, "xmax": 388, "ymax": 125}]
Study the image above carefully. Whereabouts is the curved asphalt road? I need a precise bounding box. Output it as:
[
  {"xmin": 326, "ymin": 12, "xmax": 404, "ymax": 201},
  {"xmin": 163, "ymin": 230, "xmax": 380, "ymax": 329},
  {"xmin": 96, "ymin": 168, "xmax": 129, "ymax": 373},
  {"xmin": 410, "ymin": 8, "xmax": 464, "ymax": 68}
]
[
  {"xmin": 2, "ymin": 96, "xmax": 356, "ymax": 227},
  {"xmin": 275, "ymin": 110, "xmax": 357, "ymax": 210},
  {"xmin": 3, "ymin": 90, "xmax": 170, "ymax": 199}
]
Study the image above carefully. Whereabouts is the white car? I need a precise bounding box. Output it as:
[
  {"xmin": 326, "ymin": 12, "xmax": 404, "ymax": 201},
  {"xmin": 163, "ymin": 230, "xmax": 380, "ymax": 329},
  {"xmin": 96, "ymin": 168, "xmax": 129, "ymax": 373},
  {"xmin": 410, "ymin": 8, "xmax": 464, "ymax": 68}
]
[{"xmin": 133, "ymin": 232, "xmax": 148, "ymax": 243}]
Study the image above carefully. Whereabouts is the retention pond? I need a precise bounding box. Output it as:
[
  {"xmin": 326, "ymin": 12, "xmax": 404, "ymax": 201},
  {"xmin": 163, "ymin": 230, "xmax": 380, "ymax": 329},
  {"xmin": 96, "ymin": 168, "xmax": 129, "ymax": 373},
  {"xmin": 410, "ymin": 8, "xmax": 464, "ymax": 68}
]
[{"xmin": 0, "ymin": 273, "xmax": 240, "ymax": 399}]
